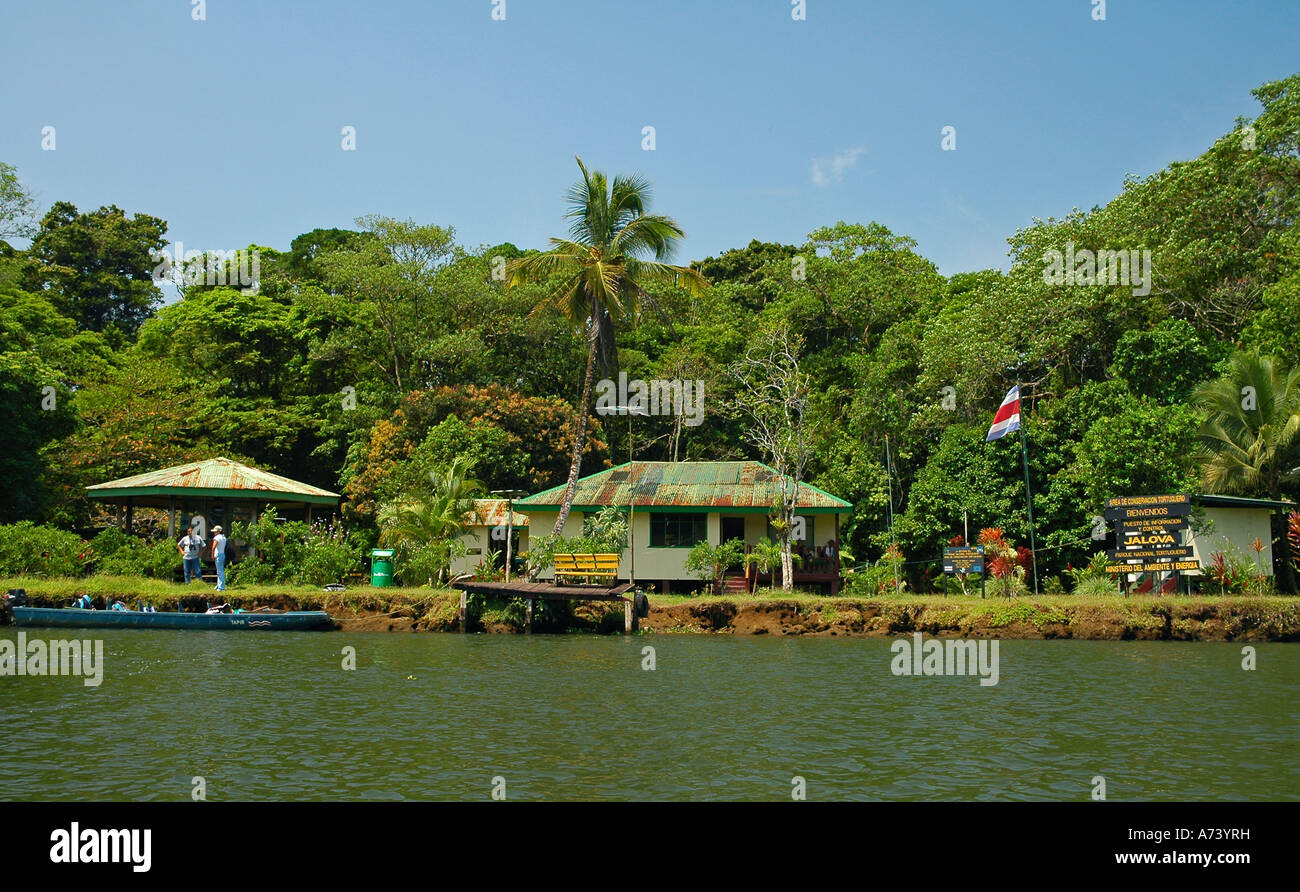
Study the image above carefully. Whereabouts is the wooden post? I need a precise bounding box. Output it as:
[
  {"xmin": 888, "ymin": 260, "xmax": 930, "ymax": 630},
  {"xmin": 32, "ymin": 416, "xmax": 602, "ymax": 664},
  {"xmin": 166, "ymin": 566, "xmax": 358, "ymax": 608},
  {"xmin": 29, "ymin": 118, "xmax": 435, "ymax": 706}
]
[
  {"xmin": 525, "ymin": 598, "xmax": 533, "ymax": 634},
  {"xmin": 125, "ymin": 498, "xmax": 134, "ymax": 534},
  {"xmin": 624, "ymin": 599, "xmax": 633, "ymax": 634},
  {"xmin": 459, "ymin": 590, "xmax": 467, "ymax": 632}
]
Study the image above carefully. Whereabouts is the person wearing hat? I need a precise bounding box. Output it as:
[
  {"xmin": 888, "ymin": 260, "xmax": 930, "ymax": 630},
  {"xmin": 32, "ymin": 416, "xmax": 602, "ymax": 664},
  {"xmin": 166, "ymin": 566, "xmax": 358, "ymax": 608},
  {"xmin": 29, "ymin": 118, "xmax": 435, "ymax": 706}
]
[{"xmin": 211, "ymin": 525, "xmax": 228, "ymax": 592}]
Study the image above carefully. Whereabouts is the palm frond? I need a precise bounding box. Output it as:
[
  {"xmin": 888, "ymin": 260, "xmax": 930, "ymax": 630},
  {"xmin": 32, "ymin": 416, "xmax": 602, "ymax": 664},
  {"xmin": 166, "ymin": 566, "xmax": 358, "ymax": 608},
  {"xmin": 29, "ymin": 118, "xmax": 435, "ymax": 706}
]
[
  {"xmin": 1195, "ymin": 349, "xmax": 1300, "ymax": 497},
  {"xmin": 611, "ymin": 214, "xmax": 687, "ymax": 260},
  {"xmin": 505, "ymin": 249, "xmax": 584, "ymax": 289},
  {"xmin": 623, "ymin": 257, "xmax": 709, "ymax": 295}
]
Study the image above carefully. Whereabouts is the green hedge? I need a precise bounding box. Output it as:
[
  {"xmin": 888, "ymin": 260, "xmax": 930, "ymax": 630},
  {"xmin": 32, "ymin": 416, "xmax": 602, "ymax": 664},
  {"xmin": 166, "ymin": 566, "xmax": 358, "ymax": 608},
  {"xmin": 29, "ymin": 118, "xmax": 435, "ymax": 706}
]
[{"xmin": 0, "ymin": 521, "xmax": 86, "ymax": 577}]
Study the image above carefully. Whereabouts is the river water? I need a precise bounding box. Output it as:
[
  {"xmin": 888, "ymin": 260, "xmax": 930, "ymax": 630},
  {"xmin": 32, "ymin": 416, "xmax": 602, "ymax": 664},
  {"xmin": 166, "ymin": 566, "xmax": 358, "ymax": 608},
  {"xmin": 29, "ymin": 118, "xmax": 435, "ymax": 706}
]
[{"xmin": 1, "ymin": 631, "xmax": 1295, "ymax": 801}]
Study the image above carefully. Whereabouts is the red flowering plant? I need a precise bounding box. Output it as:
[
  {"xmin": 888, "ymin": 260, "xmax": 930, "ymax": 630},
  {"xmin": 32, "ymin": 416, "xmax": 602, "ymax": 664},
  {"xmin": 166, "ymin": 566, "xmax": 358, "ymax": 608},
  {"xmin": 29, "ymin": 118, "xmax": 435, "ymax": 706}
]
[
  {"xmin": 1205, "ymin": 551, "xmax": 1246, "ymax": 595},
  {"xmin": 977, "ymin": 527, "xmax": 1025, "ymax": 596},
  {"xmin": 1289, "ymin": 511, "xmax": 1300, "ymax": 573}
]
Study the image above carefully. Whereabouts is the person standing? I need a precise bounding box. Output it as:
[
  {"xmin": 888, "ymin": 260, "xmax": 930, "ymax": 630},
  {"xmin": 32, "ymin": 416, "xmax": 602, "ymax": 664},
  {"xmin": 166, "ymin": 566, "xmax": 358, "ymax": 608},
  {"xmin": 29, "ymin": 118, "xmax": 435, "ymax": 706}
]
[
  {"xmin": 177, "ymin": 525, "xmax": 205, "ymax": 583},
  {"xmin": 211, "ymin": 525, "xmax": 228, "ymax": 592}
]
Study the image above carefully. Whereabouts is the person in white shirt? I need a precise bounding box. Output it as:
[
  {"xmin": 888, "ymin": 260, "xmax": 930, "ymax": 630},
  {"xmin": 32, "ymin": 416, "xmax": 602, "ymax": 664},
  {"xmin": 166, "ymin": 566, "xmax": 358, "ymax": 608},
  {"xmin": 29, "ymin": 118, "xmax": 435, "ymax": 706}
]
[{"xmin": 211, "ymin": 525, "xmax": 228, "ymax": 592}]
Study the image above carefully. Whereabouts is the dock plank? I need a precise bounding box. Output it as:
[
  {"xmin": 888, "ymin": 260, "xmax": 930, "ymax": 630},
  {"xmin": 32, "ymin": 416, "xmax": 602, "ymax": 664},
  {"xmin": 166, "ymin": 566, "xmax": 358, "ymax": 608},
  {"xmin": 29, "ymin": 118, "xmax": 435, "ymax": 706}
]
[{"xmin": 450, "ymin": 579, "xmax": 634, "ymax": 602}]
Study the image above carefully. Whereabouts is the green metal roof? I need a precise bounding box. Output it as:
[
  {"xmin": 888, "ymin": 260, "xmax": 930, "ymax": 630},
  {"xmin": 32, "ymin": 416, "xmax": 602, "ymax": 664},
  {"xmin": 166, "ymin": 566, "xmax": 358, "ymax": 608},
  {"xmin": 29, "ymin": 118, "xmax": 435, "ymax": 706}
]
[
  {"xmin": 1192, "ymin": 493, "xmax": 1297, "ymax": 512},
  {"xmin": 516, "ymin": 461, "xmax": 851, "ymax": 513},
  {"xmin": 86, "ymin": 457, "xmax": 340, "ymax": 506}
]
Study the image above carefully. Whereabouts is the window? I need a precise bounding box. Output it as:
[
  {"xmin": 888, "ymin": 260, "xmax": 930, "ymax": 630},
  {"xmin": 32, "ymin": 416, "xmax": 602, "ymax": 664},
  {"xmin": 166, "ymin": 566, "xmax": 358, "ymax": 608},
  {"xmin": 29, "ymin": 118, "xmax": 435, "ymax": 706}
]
[{"xmin": 650, "ymin": 513, "xmax": 708, "ymax": 548}]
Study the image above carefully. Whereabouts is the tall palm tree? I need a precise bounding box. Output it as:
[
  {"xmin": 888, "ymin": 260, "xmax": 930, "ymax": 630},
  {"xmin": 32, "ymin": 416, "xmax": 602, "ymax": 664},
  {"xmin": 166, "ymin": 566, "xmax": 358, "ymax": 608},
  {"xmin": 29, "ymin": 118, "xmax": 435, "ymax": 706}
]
[
  {"xmin": 377, "ymin": 455, "xmax": 483, "ymax": 583},
  {"xmin": 507, "ymin": 156, "xmax": 707, "ymax": 536},
  {"xmin": 1193, "ymin": 350, "xmax": 1300, "ymax": 591}
]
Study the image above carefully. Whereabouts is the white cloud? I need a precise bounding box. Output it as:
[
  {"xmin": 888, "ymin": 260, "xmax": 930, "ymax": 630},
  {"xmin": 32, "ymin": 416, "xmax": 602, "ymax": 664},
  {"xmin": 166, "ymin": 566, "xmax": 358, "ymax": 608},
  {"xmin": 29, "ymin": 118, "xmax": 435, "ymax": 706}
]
[{"xmin": 811, "ymin": 146, "xmax": 866, "ymax": 187}]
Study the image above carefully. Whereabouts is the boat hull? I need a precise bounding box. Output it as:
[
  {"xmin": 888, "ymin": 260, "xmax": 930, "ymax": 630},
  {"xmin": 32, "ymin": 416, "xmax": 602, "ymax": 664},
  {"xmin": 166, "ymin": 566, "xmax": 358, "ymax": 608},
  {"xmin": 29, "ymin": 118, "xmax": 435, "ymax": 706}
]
[{"xmin": 8, "ymin": 607, "xmax": 335, "ymax": 631}]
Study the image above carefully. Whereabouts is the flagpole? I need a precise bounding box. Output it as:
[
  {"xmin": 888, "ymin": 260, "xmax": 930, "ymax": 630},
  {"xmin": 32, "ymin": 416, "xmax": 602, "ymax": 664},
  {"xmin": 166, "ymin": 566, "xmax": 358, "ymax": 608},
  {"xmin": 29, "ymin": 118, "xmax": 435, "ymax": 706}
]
[
  {"xmin": 1017, "ymin": 384, "xmax": 1040, "ymax": 595},
  {"xmin": 885, "ymin": 435, "xmax": 900, "ymax": 595}
]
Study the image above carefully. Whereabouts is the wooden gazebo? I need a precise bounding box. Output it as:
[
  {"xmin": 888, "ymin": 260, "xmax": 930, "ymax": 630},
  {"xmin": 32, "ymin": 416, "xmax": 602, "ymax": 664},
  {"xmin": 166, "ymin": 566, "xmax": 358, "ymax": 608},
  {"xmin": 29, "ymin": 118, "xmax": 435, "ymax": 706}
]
[{"xmin": 86, "ymin": 457, "xmax": 340, "ymax": 537}]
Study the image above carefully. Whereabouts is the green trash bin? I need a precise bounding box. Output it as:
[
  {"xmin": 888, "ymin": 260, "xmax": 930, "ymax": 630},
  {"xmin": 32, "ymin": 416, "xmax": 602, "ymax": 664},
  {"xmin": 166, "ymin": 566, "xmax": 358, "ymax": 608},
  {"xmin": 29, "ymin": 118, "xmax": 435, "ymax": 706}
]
[{"xmin": 370, "ymin": 549, "xmax": 395, "ymax": 587}]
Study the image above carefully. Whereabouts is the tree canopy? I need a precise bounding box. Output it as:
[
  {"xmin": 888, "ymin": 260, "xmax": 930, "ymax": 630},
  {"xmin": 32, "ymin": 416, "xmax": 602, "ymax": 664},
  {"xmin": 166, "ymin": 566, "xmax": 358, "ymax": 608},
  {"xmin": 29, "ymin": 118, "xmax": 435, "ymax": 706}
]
[{"xmin": 3, "ymin": 72, "xmax": 1298, "ymax": 588}]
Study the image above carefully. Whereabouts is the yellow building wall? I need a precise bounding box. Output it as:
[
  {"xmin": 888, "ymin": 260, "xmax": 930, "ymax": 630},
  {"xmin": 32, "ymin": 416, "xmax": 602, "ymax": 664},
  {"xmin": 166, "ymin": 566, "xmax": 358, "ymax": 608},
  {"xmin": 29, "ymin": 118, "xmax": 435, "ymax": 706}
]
[
  {"xmin": 450, "ymin": 525, "xmax": 529, "ymax": 578},
  {"xmin": 525, "ymin": 509, "xmax": 841, "ymax": 581}
]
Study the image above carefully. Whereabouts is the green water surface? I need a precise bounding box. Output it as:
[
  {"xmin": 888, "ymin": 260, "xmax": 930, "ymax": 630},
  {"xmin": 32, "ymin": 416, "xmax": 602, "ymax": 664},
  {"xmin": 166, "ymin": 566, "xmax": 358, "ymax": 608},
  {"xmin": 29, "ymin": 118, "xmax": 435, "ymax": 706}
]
[{"xmin": 1, "ymin": 631, "xmax": 1295, "ymax": 801}]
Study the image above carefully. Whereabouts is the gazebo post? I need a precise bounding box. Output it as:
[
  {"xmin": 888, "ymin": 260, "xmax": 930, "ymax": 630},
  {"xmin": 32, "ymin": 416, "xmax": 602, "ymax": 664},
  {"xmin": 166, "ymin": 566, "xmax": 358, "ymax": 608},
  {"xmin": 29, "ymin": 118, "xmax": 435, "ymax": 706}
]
[
  {"xmin": 125, "ymin": 498, "xmax": 134, "ymax": 534},
  {"xmin": 306, "ymin": 503, "xmax": 312, "ymax": 526},
  {"xmin": 168, "ymin": 496, "xmax": 176, "ymax": 539}
]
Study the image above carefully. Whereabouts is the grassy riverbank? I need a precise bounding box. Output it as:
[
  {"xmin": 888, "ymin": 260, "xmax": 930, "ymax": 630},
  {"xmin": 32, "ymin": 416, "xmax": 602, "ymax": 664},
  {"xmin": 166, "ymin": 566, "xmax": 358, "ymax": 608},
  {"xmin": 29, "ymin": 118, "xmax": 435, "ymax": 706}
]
[{"xmin": 4, "ymin": 576, "xmax": 1299, "ymax": 640}]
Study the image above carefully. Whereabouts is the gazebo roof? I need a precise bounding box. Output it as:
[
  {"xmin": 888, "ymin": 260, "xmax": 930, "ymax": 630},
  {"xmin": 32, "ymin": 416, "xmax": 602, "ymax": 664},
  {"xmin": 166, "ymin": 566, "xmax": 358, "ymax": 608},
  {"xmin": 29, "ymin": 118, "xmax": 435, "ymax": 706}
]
[{"xmin": 86, "ymin": 458, "xmax": 340, "ymax": 506}]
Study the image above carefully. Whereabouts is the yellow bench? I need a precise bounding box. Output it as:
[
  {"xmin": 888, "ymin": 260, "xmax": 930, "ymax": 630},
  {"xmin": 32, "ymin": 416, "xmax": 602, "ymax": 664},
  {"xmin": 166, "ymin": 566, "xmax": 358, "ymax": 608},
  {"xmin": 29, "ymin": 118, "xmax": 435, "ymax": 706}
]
[{"xmin": 553, "ymin": 553, "xmax": 620, "ymax": 586}]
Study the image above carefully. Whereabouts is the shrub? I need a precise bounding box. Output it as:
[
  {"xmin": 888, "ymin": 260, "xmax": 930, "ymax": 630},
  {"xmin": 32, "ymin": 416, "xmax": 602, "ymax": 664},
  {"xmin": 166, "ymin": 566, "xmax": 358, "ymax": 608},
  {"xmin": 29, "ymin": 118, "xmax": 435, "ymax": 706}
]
[
  {"xmin": 1073, "ymin": 576, "xmax": 1118, "ymax": 598},
  {"xmin": 229, "ymin": 509, "xmax": 361, "ymax": 586},
  {"xmin": 1065, "ymin": 551, "xmax": 1111, "ymax": 594},
  {"xmin": 1205, "ymin": 548, "xmax": 1249, "ymax": 594},
  {"xmin": 87, "ymin": 528, "xmax": 179, "ymax": 579},
  {"xmin": 226, "ymin": 558, "xmax": 276, "ymax": 586},
  {"xmin": 296, "ymin": 538, "xmax": 357, "ymax": 586},
  {"xmin": 393, "ymin": 540, "xmax": 461, "ymax": 587},
  {"xmin": 88, "ymin": 527, "xmax": 134, "ymax": 562},
  {"xmin": 0, "ymin": 521, "xmax": 87, "ymax": 577},
  {"xmin": 978, "ymin": 528, "xmax": 1025, "ymax": 597},
  {"xmin": 843, "ymin": 544, "xmax": 907, "ymax": 597},
  {"xmin": 684, "ymin": 538, "xmax": 746, "ymax": 593},
  {"xmin": 97, "ymin": 538, "xmax": 180, "ymax": 579},
  {"xmin": 1205, "ymin": 543, "xmax": 1271, "ymax": 596},
  {"xmin": 580, "ymin": 506, "xmax": 628, "ymax": 553},
  {"xmin": 521, "ymin": 533, "xmax": 558, "ymax": 581},
  {"xmin": 471, "ymin": 550, "xmax": 505, "ymax": 581}
]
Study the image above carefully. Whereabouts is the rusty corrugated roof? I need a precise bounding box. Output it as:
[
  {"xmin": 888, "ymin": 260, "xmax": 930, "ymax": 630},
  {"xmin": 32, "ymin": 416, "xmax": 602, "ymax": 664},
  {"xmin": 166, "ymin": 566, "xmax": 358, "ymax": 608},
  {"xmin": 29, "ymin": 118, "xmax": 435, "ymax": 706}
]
[
  {"xmin": 466, "ymin": 499, "xmax": 530, "ymax": 527},
  {"xmin": 86, "ymin": 457, "xmax": 338, "ymax": 500},
  {"xmin": 516, "ymin": 462, "xmax": 850, "ymax": 512}
]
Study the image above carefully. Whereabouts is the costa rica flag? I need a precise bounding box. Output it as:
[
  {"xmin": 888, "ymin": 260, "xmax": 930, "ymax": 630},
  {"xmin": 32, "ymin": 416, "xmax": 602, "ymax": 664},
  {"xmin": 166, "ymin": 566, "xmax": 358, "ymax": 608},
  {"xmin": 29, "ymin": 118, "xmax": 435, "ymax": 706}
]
[{"xmin": 986, "ymin": 385, "xmax": 1021, "ymax": 441}]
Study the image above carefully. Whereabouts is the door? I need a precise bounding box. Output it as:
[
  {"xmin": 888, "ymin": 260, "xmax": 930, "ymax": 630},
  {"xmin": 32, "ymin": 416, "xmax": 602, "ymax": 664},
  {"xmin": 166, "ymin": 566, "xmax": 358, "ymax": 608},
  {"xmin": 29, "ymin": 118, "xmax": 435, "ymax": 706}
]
[{"xmin": 721, "ymin": 516, "xmax": 746, "ymax": 544}]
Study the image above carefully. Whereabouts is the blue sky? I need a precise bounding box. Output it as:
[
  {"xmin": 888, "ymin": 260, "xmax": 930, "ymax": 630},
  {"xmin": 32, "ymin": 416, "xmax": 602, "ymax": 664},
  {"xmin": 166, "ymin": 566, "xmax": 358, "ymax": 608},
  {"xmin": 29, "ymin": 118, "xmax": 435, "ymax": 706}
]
[{"xmin": 3, "ymin": 0, "xmax": 1297, "ymax": 276}]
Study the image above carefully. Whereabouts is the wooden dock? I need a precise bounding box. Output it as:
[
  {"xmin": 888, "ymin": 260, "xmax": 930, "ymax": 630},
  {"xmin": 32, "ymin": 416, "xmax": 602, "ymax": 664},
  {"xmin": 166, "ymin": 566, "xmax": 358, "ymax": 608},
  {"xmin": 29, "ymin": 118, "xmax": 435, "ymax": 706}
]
[{"xmin": 450, "ymin": 579, "xmax": 638, "ymax": 633}]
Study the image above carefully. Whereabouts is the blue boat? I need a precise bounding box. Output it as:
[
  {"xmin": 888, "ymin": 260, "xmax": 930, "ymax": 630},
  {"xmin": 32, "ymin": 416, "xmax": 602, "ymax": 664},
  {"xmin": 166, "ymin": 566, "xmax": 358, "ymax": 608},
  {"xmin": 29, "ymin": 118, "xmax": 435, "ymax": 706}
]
[{"xmin": 8, "ymin": 606, "xmax": 335, "ymax": 631}]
